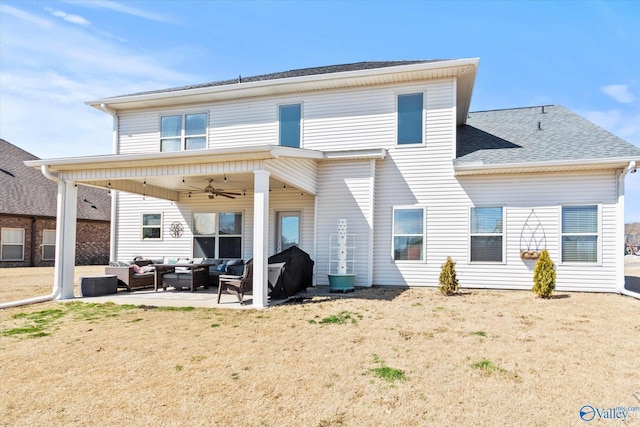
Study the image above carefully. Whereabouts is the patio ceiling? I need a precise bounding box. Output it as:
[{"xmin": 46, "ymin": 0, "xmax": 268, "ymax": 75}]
[{"xmin": 25, "ymin": 145, "xmax": 387, "ymax": 201}]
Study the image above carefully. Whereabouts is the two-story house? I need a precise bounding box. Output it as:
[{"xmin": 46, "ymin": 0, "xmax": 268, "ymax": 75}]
[{"xmin": 25, "ymin": 58, "xmax": 640, "ymax": 306}]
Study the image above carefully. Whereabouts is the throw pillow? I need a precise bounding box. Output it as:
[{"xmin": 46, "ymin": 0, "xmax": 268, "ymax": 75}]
[{"xmin": 131, "ymin": 264, "xmax": 143, "ymax": 274}]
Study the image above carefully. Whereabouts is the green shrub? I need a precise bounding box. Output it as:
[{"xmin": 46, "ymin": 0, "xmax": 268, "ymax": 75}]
[
  {"xmin": 438, "ymin": 257, "xmax": 459, "ymax": 296},
  {"xmin": 532, "ymin": 249, "xmax": 556, "ymax": 298}
]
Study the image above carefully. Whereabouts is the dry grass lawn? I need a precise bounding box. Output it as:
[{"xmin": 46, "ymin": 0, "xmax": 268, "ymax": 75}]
[{"xmin": 1, "ymin": 263, "xmax": 640, "ymax": 426}]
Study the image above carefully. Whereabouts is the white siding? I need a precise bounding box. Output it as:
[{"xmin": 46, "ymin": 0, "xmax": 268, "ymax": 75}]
[
  {"xmin": 115, "ymin": 189, "xmax": 315, "ymax": 264},
  {"xmin": 115, "ymin": 80, "xmax": 455, "ymax": 154},
  {"xmin": 118, "ymin": 111, "xmax": 159, "ymax": 154},
  {"xmin": 264, "ymin": 157, "xmax": 317, "ymax": 195},
  {"xmin": 374, "ymin": 168, "xmax": 620, "ymax": 292},
  {"xmin": 315, "ymin": 161, "xmax": 375, "ymax": 287}
]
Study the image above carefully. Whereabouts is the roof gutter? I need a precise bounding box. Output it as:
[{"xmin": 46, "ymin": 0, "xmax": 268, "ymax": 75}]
[
  {"xmin": 0, "ymin": 166, "xmax": 63, "ymax": 308},
  {"xmin": 454, "ymin": 157, "xmax": 639, "ymax": 176},
  {"xmin": 619, "ymin": 161, "xmax": 639, "ymax": 298}
]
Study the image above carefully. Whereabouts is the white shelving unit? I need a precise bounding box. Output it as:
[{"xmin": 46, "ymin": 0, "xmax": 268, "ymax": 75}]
[{"xmin": 328, "ymin": 234, "xmax": 356, "ymax": 275}]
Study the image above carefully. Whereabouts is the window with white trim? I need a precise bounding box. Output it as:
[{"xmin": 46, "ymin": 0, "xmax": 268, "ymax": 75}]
[
  {"xmin": 1, "ymin": 228, "xmax": 25, "ymax": 261},
  {"xmin": 193, "ymin": 212, "xmax": 242, "ymax": 259},
  {"xmin": 393, "ymin": 207, "xmax": 425, "ymax": 261},
  {"xmin": 397, "ymin": 93, "xmax": 424, "ymax": 145},
  {"xmin": 160, "ymin": 112, "xmax": 207, "ymax": 151},
  {"xmin": 141, "ymin": 213, "xmax": 162, "ymax": 240},
  {"xmin": 279, "ymin": 104, "xmax": 301, "ymax": 148},
  {"xmin": 42, "ymin": 229, "xmax": 56, "ymax": 261},
  {"xmin": 561, "ymin": 205, "xmax": 598, "ymax": 263},
  {"xmin": 470, "ymin": 207, "xmax": 504, "ymax": 263}
]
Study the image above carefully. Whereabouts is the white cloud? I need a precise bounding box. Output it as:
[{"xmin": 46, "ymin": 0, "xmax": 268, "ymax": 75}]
[
  {"xmin": 68, "ymin": 0, "xmax": 173, "ymax": 23},
  {"xmin": 0, "ymin": 4, "xmax": 52, "ymax": 28},
  {"xmin": 45, "ymin": 7, "xmax": 91, "ymax": 26},
  {"xmin": 583, "ymin": 109, "xmax": 640, "ymax": 147},
  {"xmin": 601, "ymin": 84, "xmax": 636, "ymax": 104},
  {"xmin": 0, "ymin": 3, "xmax": 197, "ymax": 160}
]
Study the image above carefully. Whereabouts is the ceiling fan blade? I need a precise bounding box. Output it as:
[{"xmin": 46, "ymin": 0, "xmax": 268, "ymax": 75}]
[
  {"xmin": 216, "ymin": 191, "xmax": 241, "ymax": 196},
  {"xmin": 218, "ymin": 193, "xmax": 236, "ymax": 199}
]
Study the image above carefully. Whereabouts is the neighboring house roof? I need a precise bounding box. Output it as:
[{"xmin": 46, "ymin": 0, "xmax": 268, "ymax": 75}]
[
  {"xmin": 455, "ymin": 105, "xmax": 640, "ymax": 170},
  {"xmin": 0, "ymin": 139, "xmax": 111, "ymax": 221}
]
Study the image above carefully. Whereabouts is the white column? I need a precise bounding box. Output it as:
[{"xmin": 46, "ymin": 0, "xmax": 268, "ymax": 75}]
[
  {"xmin": 252, "ymin": 170, "xmax": 270, "ymax": 307},
  {"xmin": 54, "ymin": 181, "xmax": 78, "ymax": 300}
]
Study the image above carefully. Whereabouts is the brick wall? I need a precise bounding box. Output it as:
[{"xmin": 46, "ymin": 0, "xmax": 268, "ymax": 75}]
[
  {"xmin": 75, "ymin": 220, "xmax": 110, "ymax": 265},
  {"xmin": 0, "ymin": 215, "xmax": 110, "ymax": 267}
]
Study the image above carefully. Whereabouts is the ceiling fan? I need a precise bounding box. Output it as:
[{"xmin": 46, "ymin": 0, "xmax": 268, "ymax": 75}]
[{"xmin": 198, "ymin": 179, "xmax": 242, "ymax": 199}]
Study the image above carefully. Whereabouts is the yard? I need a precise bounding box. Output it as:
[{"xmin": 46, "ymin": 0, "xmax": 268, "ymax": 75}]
[{"xmin": 1, "ymin": 262, "xmax": 639, "ymax": 426}]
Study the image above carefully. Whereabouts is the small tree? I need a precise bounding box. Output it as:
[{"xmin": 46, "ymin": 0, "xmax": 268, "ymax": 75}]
[
  {"xmin": 438, "ymin": 257, "xmax": 459, "ymax": 296},
  {"xmin": 532, "ymin": 249, "xmax": 556, "ymax": 298}
]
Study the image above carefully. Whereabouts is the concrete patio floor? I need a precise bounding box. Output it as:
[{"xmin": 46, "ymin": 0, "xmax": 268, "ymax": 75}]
[{"xmin": 76, "ymin": 285, "xmax": 335, "ymax": 309}]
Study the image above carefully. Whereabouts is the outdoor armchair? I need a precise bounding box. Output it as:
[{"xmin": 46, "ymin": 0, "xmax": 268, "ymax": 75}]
[{"xmin": 217, "ymin": 259, "xmax": 253, "ymax": 304}]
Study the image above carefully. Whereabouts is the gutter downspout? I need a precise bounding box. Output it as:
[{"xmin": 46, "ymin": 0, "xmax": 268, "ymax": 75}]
[
  {"xmin": 98, "ymin": 103, "xmax": 119, "ymax": 263},
  {"xmin": 0, "ymin": 165, "xmax": 64, "ymax": 308},
  {"xmin": 618, "ymin": 161, "xmax": 637, "ymax": 298}
]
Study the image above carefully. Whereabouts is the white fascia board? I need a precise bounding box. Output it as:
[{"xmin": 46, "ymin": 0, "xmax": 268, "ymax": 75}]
[
  {"xmin": 322, "ymin": 149, "xmax": 388, "ymax": 161},
  {"xmin": 23, "ymin": 145, "xmax": 323, "ymax": 172},
  {"xmin": 86, "ymin": 58, "xmax": 480, "ymax": 111},
  {"xmin": 269, "ymin": 146, "xmax": 324, "ymax": 159},
  {"xmin": 454, "ymin": 157, "xmax": 639, "ymax": 176}
]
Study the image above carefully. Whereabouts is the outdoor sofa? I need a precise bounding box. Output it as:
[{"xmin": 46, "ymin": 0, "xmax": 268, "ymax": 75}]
[
  {"xmin": 106, "ymin": 257, "xmax": 244, "ymax": 292},
  {"xmin": 105, "ymin": 260, "xmax": 155, "ymax": 291}
]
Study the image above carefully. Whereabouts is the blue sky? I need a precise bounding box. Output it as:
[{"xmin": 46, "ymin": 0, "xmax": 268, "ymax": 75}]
[{"xmin": 1, "ymin": 0, "xmax": 639, "ymax": 221}]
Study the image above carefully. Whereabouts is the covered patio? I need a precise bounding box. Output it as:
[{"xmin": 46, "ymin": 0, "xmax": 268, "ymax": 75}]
[
  {"xmin": 22, "ymin": 145, "xmax": 384, "ymax": 308},
  {"xmin": 24, "ymin": 145, "xmax": 320, "ymax": 308}
]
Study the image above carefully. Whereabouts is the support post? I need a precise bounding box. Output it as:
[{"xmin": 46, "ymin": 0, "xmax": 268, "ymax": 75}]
[
  {"xmin": 54, "ymin": 181, "xmax": 78, "ymax": 300},
  {"xmin": 252, "ymin": 170, "xmax": 270, "ymax": 307}
]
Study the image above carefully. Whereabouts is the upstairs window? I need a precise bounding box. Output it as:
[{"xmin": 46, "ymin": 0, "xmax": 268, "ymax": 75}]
[
  {"xmin": 161, "ymin": 113, "xmax": 207, "ymax": 151},
  {"xmin": 470, "ymin": 207, "xmax": 504, "ymax": 263},
  {"xmin": 562, "ymin": 205, "xmax": 598, "ymax": 263},
  {"xmin": 393, "ymin": 207, "xmax": 425, "ymax": 261},
  {"xmin": 397, "ymin": 93, "xmax": 424, "ymax": 145},
  {"xmin": 279, "ymin": 104, "xmax": 301, "ymax": 148}
]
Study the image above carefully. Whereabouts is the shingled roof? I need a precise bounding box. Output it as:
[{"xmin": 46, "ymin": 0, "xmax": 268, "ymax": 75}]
[
  {"xmin": 456, "ymin": 105, "xmax": 640, "ymax": 165},
  {"xmin": 0, "ymin": 139, "xmax": 111, "ymax": 221},
  {"xmin": 113, "ymin": 60, "xmax": 446, "ymax": 98}
]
